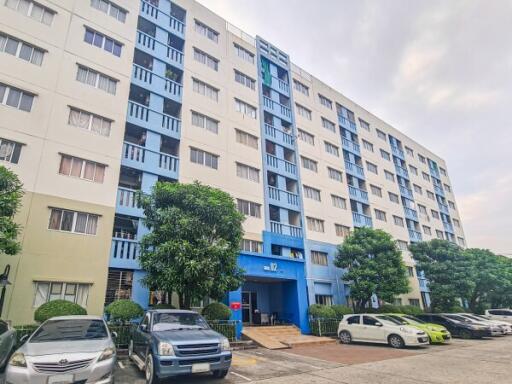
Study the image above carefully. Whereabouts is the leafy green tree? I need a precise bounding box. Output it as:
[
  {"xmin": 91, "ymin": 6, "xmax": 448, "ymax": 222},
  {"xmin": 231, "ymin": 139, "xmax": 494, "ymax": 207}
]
[
  {"xmin": 105, "ymin": 300, "xmax": 144, "ymax": 324},
  {"xmin": 138, "ymin": 181, "xmax": 245, "ymax": 309},
  {"xmin": 335, "ymin": 227, "xmax": 410, "ymax": 311},
  {"xmin": 0, "ymin": 165, "xmax": 23, "ymax": 255}
]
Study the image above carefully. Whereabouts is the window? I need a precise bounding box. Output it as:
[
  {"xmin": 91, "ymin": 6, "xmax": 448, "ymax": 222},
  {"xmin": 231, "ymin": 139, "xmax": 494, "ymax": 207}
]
[
  {"xmin": 59, "ymin": 155, "xmax": 105, "ymax": 183},
  {"xmin": 359, "ymin": 118, "xmax": 370, "ymax": 131},
  {"xmin": 453, "ymin": 218, "xmax": 460, "ymax": 228},
  {"xmin": 90, "ymin": 0, "xmax": 127, "ymax": 22},
  {"xmin": 315, "ymin": 295, "xmax": 332, "ymax": 306},
  {"xmin": 444, "ymin": 184, "xmax": 452, "ymax": 193},
  {"xmin": 76, "ymin": 65, "xmax": 117, "ymax": 94},
  {"xmin": 427, "ymin": 190, "xmax": 435, "ymax": 200},
  {"xmin": 405, "ymin": 146, "xmax": 414, "ymax": 156},
  {"xmin": 0, "ymin": 82, "xmax": 34, "ymax": 111},
  {"xmin": 48, "ymin": 208, "xmax": 99, "ymax": 235},
  {"xmin": 190, "ymin": 147, "xmax": 218, "ymax": 169},
  {"xmin": 235, "ymin": 129, "xmax": 258, "ymax": 149},
  {"xmin": 318, "ymin": 94, "xmax": 332, "ymax": 109},
  {"xmin": 423, "ymin": 225, "xmax": 432, "ymax": 235},
  {"xmin": 380, "ymin": 149, "xmax": 390, "ymax": 161},
  {"xmin": 347, "ymin": 315, "xmax": 360, "ymax": 325},
  {"xmin": 409, "ymin": 299, "xmax": 420, "ymax": 307},
  {"xmin": 431, "ymin": 210, "xmax": 440, "ymax": 219},
  {"xmin": 297, "ymin": 129, "xmax": 314, "ymax": 145},
  {"xmin": 327, "ymin": 167, "xmax": 343, "ymax": 182},
  {"xmin": 384, "ymin": 170, "xmax": 395, "ymax": 181},
  {"xmin": 413, "ymin": 184, "xmax": 422, "ymax": 194},
  {"xmin": 0, "ymin": 137, "xmax": 22, "ymax": 164},
  {"xmin": 321, "ymin": 118, "xmax": 335, "ymax": 132},
  {"xmin": 324, "ymin": 141, "xmax": 339, "ymax": 157},
  {"xmin": 192, "ymin": 78, "xmax": 219, "ymax": 101},
  {"xmin": 363, "ymin": 316, "xmax": 380, "ymax": 326},
  {"xmin": 376, "ymin": 129, "xmax": 386, "ymax": 140},
  {"xmin": 331, "ymin": 195, "xmax": 347, "ymax": 209},
  {"xmin": 236, "ymin": 162, "xmax": 259, "ymax": 182},
  {"xmin": 303, "ymin": 185, "xmax": 321, "ymax": 201},
  {"xmin": 440, "ymin": 167, "xmax": 447, "ymax": 176},
  {"xmin": 409, "ymin": 165, "xmax": 418, "ymax": 175},
  {"xmin": 366, "ymin": 161, "xmax": 378, "ymax": 174},
  {"xmin": 422, "ymin": 172, "xmax": 430, "ymax": 181},
  {"xmin": 374, "ymin": 209, "xmax": 386, "ymax": 222},
  {"xmin": 301, "ymin": 156, "xmax": 317, "ymax": 172},
  {"xmin": 193, "ymin": 47, "xmax": 218, "ymax": 71},
  {"xmin": 191, "ymin": 111, "xmax": 219, "ymax": 134},
  {"xmin": 34, "ymin": 281, "xmax": 89, "ymax": 308},
  {"xmin": 235, "ymin": 98, "xmax": 257, "ymax": 118},
  {"xmin": 311, "ymin": 251, "xmax": 328, "ymax": 266},
  {"xmin": 237, "ymin": 199, "xmax": 261, "ymax": 218},
  {"xmin": 448, "ymin": 201, "xmax": 456, "ymax": 209},
  {"xmin": 388, "ymin": 192, "xmax": 399, "ymax": 203},
  {"xmin": 295, "ymin": 103, "xmax": 311, "ymax": 120},
  {"xmin": 418, "ymin": 154, "xmax": 426, "ymax": 164},
  {"xmin": 293, "ymin": 79, "xmax": 309, "ymax": 96},
  {"xmin": 5, "ymin": 0, "xmax": 55, "ymax": 25},
  {"xmin": 394, "ymin": 216, "xmax": 404, "ymax": 227},
  {"xmin": 68, "ymin": 107, "xmax": 111, "ymax": 137},
  {"xmin": 234, "ymin": 70, "xmax": 255, "ymax": 90},
  {"xmin": 105, "ymin": 269, "xmax": 133, "ymax": 305},
  {"xmin": 307, "ymin": 217, "xmax": 324, "ymax": 232},
  {"xmin": 396, "ymin": 240, "xmax": 408, "ymax": 251},
  {"xmin": 335, "ymin": 224, "xmax": 351, "ymax": 238},
  {"xmin": 194, "ymin": 19, "xmax": 219, "ymax": 42},
  {"xmin": 84, "ymin": 27, "xmax": 122, "ymax": 57},
  {"xmin": 362, "ymin": 139, "xmax": 374, "ymax": 152},
  {"xmin": 436, "ymin": 230, "xmax": 444, "ymax": 239},
  {"xmin": 418, "ymin": 204, "xmax": 427, "ymax": 215},
  {"xmin": 241, "ymin": 239, "xmax": 263, "ymax": 253},
  {"xmin": 0, "ymin": 33, "xmax": 44, "ymax": 65},
  {"xmin": 233, "ymin": 43, "xmax": 254, "ymax": 64},
  {"xmin": 370, "ymin": 184, "xmax": 382, "ymax": 197},
  {"xmin": 458, "ymin": 237, "xmax": 465, "ymax": 247}
]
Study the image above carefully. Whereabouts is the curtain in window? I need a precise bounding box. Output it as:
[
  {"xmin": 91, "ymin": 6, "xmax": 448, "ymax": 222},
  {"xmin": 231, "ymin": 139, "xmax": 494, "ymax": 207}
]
[
  {"xmin": 91, "ymin": 116, "xmax": 102, "ymax": 133},
  {"xmin": 48, "ymin": 209, "xmax": 62, "ymax": 230},
  {"xmin": 30, "ymin": 4, "xmax": 44, "ymax": 21},
  {"xmin": 34, "ymin": 282, "xmax": 49, "ymax": 307},
  {"xmin": 86, "ymin": 71, "xmax": 97, "ymax": 86},
  {"xmin": 74, "ymin": 213, "xmax": 88, "ymax": 233},
  {"xmin": 49, "ymin": 282, "xmax": 63, "ymax": 301},
  {"xmin": 31, "ymin": 48, "xmax": 43, "ymax": 65},
  {"xmin": 86, "ymin": 215, "xmax": 98, "ymax": 235},
  {"xmin": 94, "ymin": 165, "xmax": 105, "ymax": 183},
  {"xmin": 77, "ymin": 67, "xmax": 88, "ymax": 83},
  {"xmin": 101, "ymin": 120, "xmax": 111, "ymax": 136},
  {"xmin": 70, "ymin": 158, "xmax": 83, "ymax": 177},
  {"xmin": 42, "ymin": 9, "xmax": 54, "ymax": 26},
  {"xmin": 5, "ymin": 0, "xmax": 18, "ymax": 11},
  {"xmin": 59, "ymin": 155, "xmax": 72, "ymax": 175},
  {"xmin": 83, "ymin": 161, "xmax": 95, "ymax": 180},
  {"xmin": 76, "ymin": 284, "xmax": 89, "ymax": 308},
  {"xmin": 18, "ymin": 94, "xmax": 33, "ymax": 112},
  {"xmin": 64, "ymin": 283, "xmax": 77, "ymax": 302},
  {"xmin": 98, "ymin": 74, "xmax": 108, "ymax": 91},
  {"xmin": 6, "ymin": 88, "xmax": 21, "ymax": 108},
  {"xmin": 107, "ymin": 79, "xmax": 116, "ymax": 95},
  {"xmin": 68, "ymin": 109, "xmax": 81, "ymax": 126},
  {"xmin": 78, "ymin": 111, "xmax": 90, "ymax": 128},
  {"xmin": 4, "ymin": 38, "xmax": 18, "ymax": 55},
  {"xmin": 61, "ymin": 211, "xmax": 74, "ymax": 231},
  {"xmin": 19, "ymin": 43, "xmax": 32, "ymax": 61}
]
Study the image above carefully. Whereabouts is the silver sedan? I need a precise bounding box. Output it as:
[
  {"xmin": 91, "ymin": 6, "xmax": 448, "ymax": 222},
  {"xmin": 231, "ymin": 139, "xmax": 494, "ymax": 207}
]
[{"xmin": 6, "ymin": 315, "xmax": 116, "ymax": 384}]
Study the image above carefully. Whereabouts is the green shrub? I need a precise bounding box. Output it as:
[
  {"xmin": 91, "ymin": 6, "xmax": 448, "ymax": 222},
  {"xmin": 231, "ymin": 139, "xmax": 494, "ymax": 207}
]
[
  {"xmin": 308, "ymin": 304, "xmax": 336, "ymax": 319},
  {"xmin": 202, "ymin": 302, "xmax": 231, "ymax": 321},
  {"xmin": 331, "ymin": 305, "xmax": 353, "ymax": 318},
  {"xmin": 34, "ymin": 300, "xmax": 87, "ymax": 323},
  {"xmin": 151, "ymin": 303, "xmax": 176, "ymax": 310},
  {"xmin": 399, "ymin": 305, "xmax": 424, "ymax": 316},
  {"xmin": 105, "ymin": 300, "xmax": 144, "ymax": 323},
  {"xmin": 449, "ymin": 305, "xmax": 467, "ymax": 313},
  {"xmin": 376, "ymin": 304, "xmax": 402, "ymax": 314}
]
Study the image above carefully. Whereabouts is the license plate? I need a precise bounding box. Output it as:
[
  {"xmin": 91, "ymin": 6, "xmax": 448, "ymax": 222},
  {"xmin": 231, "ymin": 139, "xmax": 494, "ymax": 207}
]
[
  {"xmin": 48, "ymin": 374, "xmax": 74, "ymax": 384},
  {"xmin": 191, "ymin": 363, "xmax": 210, "ymax": 373}
]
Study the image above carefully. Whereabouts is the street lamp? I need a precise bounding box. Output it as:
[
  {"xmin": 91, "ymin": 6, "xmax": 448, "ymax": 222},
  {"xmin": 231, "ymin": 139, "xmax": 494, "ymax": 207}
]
[{"xmin": 0, "ymin": 265, "xmax": 12, "ymax": 319}]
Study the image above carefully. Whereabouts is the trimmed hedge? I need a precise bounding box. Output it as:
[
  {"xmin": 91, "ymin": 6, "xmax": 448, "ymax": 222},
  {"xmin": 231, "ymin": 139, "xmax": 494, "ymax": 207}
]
[
  {"xmin": 34, "ymin": 300, "xmax": 87, "ymax": 323},
  {"xmin": 355, "ymin": 304, "xmax": 424, "ymax": 315},
  {"xmin": 105, "ymin": 300, "xmax": 144, "ymax": 323},
  {"xmin": 331, "ymin": 305, "xmax": 353, "ymax": 318},
  {"xmin": 308, "ymin": 304, "xmax": 336, "ymax": 319},
  {"xmin": 202, "ymin": 302, "xmax": 231, "ymax": 321}
]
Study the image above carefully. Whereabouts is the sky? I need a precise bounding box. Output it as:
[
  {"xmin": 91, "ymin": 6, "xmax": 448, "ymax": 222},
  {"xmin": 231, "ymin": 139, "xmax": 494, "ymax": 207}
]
[{"xmin": 198, "ymin": 0, "xmax": 512, "ymax": 255}]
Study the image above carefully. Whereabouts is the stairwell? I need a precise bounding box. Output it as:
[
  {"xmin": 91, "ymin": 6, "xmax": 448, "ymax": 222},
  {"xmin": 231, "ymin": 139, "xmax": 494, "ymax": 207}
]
[{"xmin": 242, "ymin": 325, "xmax": 336, "ymax": 350}]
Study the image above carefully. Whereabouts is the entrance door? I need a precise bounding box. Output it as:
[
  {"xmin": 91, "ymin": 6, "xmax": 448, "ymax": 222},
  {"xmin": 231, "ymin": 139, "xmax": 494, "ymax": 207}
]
[{"xmin": 242, "ymin": 291, "xmax": 257, "ymax": 324}]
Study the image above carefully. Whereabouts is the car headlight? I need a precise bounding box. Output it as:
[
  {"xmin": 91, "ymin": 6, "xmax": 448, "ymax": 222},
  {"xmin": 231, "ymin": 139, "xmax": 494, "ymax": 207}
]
[
  {"xmin": 220, "ymin": 337, "xmax": 231, "ymax": 351},
  {"xmin": 399, "ymin": 327, "xmax": 414, "ymax": 334},
  {"xmin": 9, "ymin": 352, "xmax": 27, "ymax": 367},
  {"xmin": 158, "ymin": 342, "xmax": 175, "ymax": 356},
  {"xmin": 98, "ymin": 347, "xmax": 116, "ymax": 362}
]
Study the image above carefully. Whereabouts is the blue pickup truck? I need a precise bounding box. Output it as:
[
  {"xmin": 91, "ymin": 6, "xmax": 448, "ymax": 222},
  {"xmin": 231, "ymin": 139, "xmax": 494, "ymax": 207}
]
[{"xmin": 129, "ymin": 309, "xmax": 232, "ymax": 383}]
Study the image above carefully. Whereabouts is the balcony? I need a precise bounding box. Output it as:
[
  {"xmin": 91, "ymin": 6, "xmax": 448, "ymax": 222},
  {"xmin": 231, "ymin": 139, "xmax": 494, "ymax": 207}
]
[
  {"xmin": 263, "ymin": 96, "xmax": 292, "ymax": 121},
  {"xmin": 344, "ymin": 160, "xmax": 365, "ymax": 178},
  {"xmin": 395, "ymin": 164, "xmax": 409, "ymax": 179},
  {"xmin": 270, "ymin": 221, "xmax": 303, "ymax": 238},
  {"xmin": 338, "ymin": 115, "xmax": 357, "ymax": 134},
  {"xmin": 110, "ymin": 238, "xmax": 140, "ymax": 269},
  {"xmin": 268, "ymin": 186, "xmax": 300, "ymax": 208},
  {"xmin": 132, "ymin": 64, "xmax": 182, "ymax": 103},
  {"xmin": 264, "ymin": 124, "xmax": 294, "ymax": 149},
  {"xmin": 270, "ymin": 75, "xmax": 290, "ymax": 95},
  {"xmin": 408, "ymin": 229, "xmax": 423, "ymax": 242},
  {"xmin": 443, "ymin": 221, "xmax": 455, "ymax": 234},
  {"xmin": 418, "ymin": 277, "xmax": 429, "ymax": 291},
  {"xmin": 342, "ymin": 137, "xmax": 361, "ymax": 155},
  {"xmin": 139, "ymin": 0, "xmax": 185, "ymax": 38},
  {"xmin": 403, "ymin": 206, "xmax": 418, "ymax": 221},
  {"xmin": 136, "ymin": 30, "xmax": 183, "ymax": 69},
  {"xmin": 439, "ymin": 202, "xmax": 449, "ymax": 215},
  {"xmin": 121, "ymin": 142, "xmax": 179, "ymax": 179},
  {"xmin": 266, "ymin": 153, "xmax": 297, "ymax": 178},
  {"xmin": 352, "ymin": 212, "xmax": 373, "ymax": 227},
  {"xmin": 430, "ymin": 166, "xmax": 441, "ymax": 179},
  {"xmin": 116, "ymin": 187, "xmax": 143, "ymax": 217},
  {"xmin": 348, "ymin": 185, "xmax": 369, "ymax": 204},
  {"xmin": 434, "ymin": 184, "xmax": 445, "ymax": 196},
  {"xmin": 391, "ymin": 145, "xmax": 405, "ymax": 159},
  {"xmin": 126, "ymin": 101, "xmax": 180, "ymax": 140},
  {"xmin": 399, "ymin": 185, "xmax": 414, "ymax": 199}
]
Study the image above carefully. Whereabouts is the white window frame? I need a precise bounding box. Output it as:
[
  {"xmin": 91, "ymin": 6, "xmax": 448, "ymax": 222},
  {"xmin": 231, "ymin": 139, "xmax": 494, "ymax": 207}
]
[
  {"xmin": 324, "ymin": 141, "xmax": 339, "ymax": 157},
  {"xmin": 335, "ymin": 224, "xmax": 351, "ymax": 237},
  {"xmin": 68, "ymin": 107, "xmax": 112, "ymax": 137},
  {"xmin": 84, "ymin": 27, "xmax": 122, "ymax": 57},
  {"xmin": 58, "ymin": 154, "xmax": 106, "ymax": 183},
  {"xmin": 237, "ymin": 199, "xmax": 261, "ymax": 218},
  {"xmin": 295, "ymin": 103, "xmax": 311, "ymax": 120},
  {"xmin": 194, "ymin": 19, "xmax": 219, "ymax": 42},
  {"xmin": 0, "ymin": 32, "xmax": 44, "ymax": 65},
  {"xmin": 327, "ymin": 167, "xmax": 343, "ymax": 182},
  {"xmin": 301, "ymin": 156, "xmax": 317, "ymax": 172},
  {"xmin": 311, "ymin": 251, "xmax": 328, "ymax": 266},
  {"xmin": 190, "ymin": 147, "xmax": 218, "ymax": 169},
  {"xmin": 0, "ymin": 137, "xmax": 23, "ymax": 164},
  {"xmin": 297, "ymin": 129, "xmax": 314, "ymax": 145},
  {"xmin": 331, "ymin": 194, "xmax": 347, "ymax": 209},
  {"xmin": 0, "ymin": 82, "xmax": 34, "ymax": 112},
  {"xmin": 236, "ymin": 162, "xmax": 259, "ymax": 182},
  {"xmin": 234, "ymin": 70, "xmax": 255, "ymax": 90},
  {"xmin": 193, "ymin": 47, "xmax": 219, "ymax": 71},
  {"xmin": 234, "ymin": 98, "xmax": 257, "ymax": 119},
  {"xmin": 5, "ymin": 0, "xmax": 55, "ymax": 25},
  {"xmin": 233, "ymin": 43, "xmax": 254, "ymax": 64},
  {"xmin": 90, "ymin": 0, "xmax": 127, "ymax": 22},
  {"xmin": 307, "ymin": 217, "xmax": 324, "ymax": 232},
  {"xmin": 192, "ymin": 78, "xmax": 219, "ymax": 102},
  {"xmin": 33, "ymin": 281, "xmax": 90, "ymax": 308},
  {"xmin": 191, "ymin": 110, "xmax": 219, "ymax": 134},
  {"xmin": 235, "ymin": 129, "xmax": 258, "ymax": 149},
  {"xmin": 241, "ymin": 239, "xmax": 263, "ymax": 253},
  {"xmin": 48, "ymin": 208, "xmax": 99, "ymax": 235},
  {"xmin": 293, "ymin": 79, "xmax": 309, "ymax": 96},
  {"xmin": 76, "ymin": 65, "xmax": 117, "ymax": 94},
  {"xmin": 303, "ymin": 185, "xmax": 321, "ymax": 201}
]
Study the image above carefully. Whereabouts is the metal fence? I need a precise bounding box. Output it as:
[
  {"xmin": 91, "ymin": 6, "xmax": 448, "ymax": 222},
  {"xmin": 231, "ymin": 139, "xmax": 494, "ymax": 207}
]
[{"xmin": 309, "ymin": 318, "xmax": 340, "ymax": 337}]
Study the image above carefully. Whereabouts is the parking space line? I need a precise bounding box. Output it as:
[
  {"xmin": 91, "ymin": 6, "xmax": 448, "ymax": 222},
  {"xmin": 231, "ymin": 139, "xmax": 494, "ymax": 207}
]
[
  {"xmin": 117, "ymin": 361, "xmax": 125, "ymax": 369},
  {"xmin": 230, "ymin": 371, "xmax": 252, "ymax": 382}
]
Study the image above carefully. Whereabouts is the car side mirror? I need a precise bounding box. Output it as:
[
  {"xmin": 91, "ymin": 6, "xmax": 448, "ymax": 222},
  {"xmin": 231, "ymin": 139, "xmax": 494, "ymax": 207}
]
[
  {"xmin": 19, "ymin": 334, "xmax": 29, "ymax": 344},
  {"xmin": 375, "ymin": 322, "xmax": 383, "ymax": 327},
  {"xmin": 111, "ymin": 331, "xmax": 118, "ymax": 339},
  {"xmin": 140, "ymin": 324, "xmax": 148, "ymax": 332}
]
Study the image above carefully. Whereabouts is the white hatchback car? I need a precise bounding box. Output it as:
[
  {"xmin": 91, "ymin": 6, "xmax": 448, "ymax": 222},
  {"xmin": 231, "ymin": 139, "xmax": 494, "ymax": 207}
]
[
  {"xmin": 484, "ymin": 309, "xmax": 512, "ymax": 324},
  {"xmin": 338, "ymin": 314, "xmax": 429, "ymax": 348}
]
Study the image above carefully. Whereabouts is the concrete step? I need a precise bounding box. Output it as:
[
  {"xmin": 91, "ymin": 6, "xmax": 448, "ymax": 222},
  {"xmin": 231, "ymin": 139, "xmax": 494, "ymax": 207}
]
[{"xmin": 241, "ymin": 325, "xmax": 334, "ymax": 350}]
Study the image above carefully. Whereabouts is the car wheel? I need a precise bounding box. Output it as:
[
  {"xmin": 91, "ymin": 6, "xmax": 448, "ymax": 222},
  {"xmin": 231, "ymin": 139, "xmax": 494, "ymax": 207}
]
[
  {"xmin": 388, "ymin": 334, "xmax": 405, "ymax": 349},
  {"xmin": 128, "ymin": 340, "xmax": 134, "ymax": 358},
  {"xmin": 145, "ymin": 353, "xmax": 160, "ymax": 384},
  {"xmin": 339, "ymin": 330, "xmax": 352, "ymax": 344},
  {"xmin": 212, "ymin": 369, "xmax": 229, "ymax": 379},
  {"xmin": 460, "ymin": 330, "xmax": 472, "ymax": 339}
]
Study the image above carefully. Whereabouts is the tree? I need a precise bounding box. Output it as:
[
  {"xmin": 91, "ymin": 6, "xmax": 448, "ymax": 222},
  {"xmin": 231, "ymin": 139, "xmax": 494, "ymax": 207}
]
[
  {"xmin": 138, "ymin": 181, "xmax": 245, "ymax": 309},
  {"xmin": 0, "ymin": 165, "xmax": 23, "ymax": 255},
  {"xmin": 335, "ymin": 227, "xmax": 410, "ymax": 311}
]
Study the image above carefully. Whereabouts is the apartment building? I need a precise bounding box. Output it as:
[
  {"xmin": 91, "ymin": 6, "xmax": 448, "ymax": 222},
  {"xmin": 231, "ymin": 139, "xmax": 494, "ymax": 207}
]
[{"xmin": 0, "ymin": 0, "xmax": 466, "ymax": 330}]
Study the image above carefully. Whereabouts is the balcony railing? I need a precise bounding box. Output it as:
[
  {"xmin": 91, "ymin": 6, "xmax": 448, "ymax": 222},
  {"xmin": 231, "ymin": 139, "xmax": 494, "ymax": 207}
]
[
  {"xmin": 136, "ymin": 30, "xmax": 184, "ymax": 66},
  {"xmin": 344, "ymin": 160, "xmax": 365, "ymax": 178},
  {"xmin": 408, "ymin": 229, "xmax": 423, "ymax": 242},
  {"xmin": 443, "ymin": 221, "xmax": 454, "ymax": 233},
  {"xmin": 271, "ymin": 75, "xmax": 290, "ymax": 94},
  {"xmin": 266, "ymin": 154, "xmax": 297, "ymax": 176},
  {"xmin": 391, "ymin": 145, "xmax": 405, "ymax": 159},
  {"xmin": 122, "ymin": 142, "xmax": 179, "ymax": 178},
  {"xmin": 434, "ymin": 184, "xmax": 444, "ymax": 196},
  {"xmin": 127, "ymin": 101, "xmax": 181, "ymax": 137},
  {"xmin": 270, "ymin": 221, "xmax": 303, "ymax": 238},
  {"xmin": 117, "ymin": 187, "xmax": 140, "ymax": 209},
  {"xmin": 348, "ymin": 185, "xmax": 369, "ymax": 203},
  {"xmin": 439, "ymin": 202, "xmax": 449, "ymax": 215},
  {"xmin": 399, "ymin": 185, "xmax": 414, "ymax": 199},
  {"xmin": 264, "ymin": 124, "xmax": 294, "ymax": 147},
  {"xmin": 430, "ymin": 166, "xmax": 441, "ymax": 179},
  {"xmin": 140, "ymin": 0, "xmax": 185, "ymax": 36},
  {"xmin": 111, "ymin": 238, "xmax": 139, "ymax": 261},
  {"xmin": 268, "ymin": 186, "xmax": 299, "ymax": 206},
  {"xmin": 338, "ymin": 115, "xmax": 357, "ymax": 133},
  {"xmin": 263, "ymin": 96, "xmax": 292, "ymax": 119},
  {"xmin": 132, "ymin": 64, "xmax": 182, "ymax": 100},
  {"xmin": 403, "ymin": 206, "xmax": 418, "ymax": 221},
  {"xmin": 342, "ymin": 137, "xmax": 361, "ymax": 155},
  {"xmin": 352, "ymin": 211, "xmax": 372, "ymax": 227},
  {"xmin": 395, "ymin": 164, "xmax": 409, "ymax": 179}
]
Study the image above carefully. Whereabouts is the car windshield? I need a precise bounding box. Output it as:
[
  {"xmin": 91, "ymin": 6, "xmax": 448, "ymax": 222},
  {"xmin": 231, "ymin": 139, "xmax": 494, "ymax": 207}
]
[
  {"xmin": 445, "ymin": 314, "xmax": 470, "ymax": 322},
  {"xmin": 152, "ymin": 312, "xmax": 209, "ymax": 331},
  {"xmin": 387, "ymin": 315, "xmax": 409, "ymax": 325},
  {"xmin": 403, "ymin": 315, "xmax": 426, "ymax": 324},
  {"xmin": 464, "ymin": 314, "xmax": 483, "ymax": 321},
  {"xmin": 30, "ymin": 319, "xmax": 108, "ymax": 343},
  {"xmin": 375, "ymin": 315, "xmax": 403, "ymax": 325}
]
